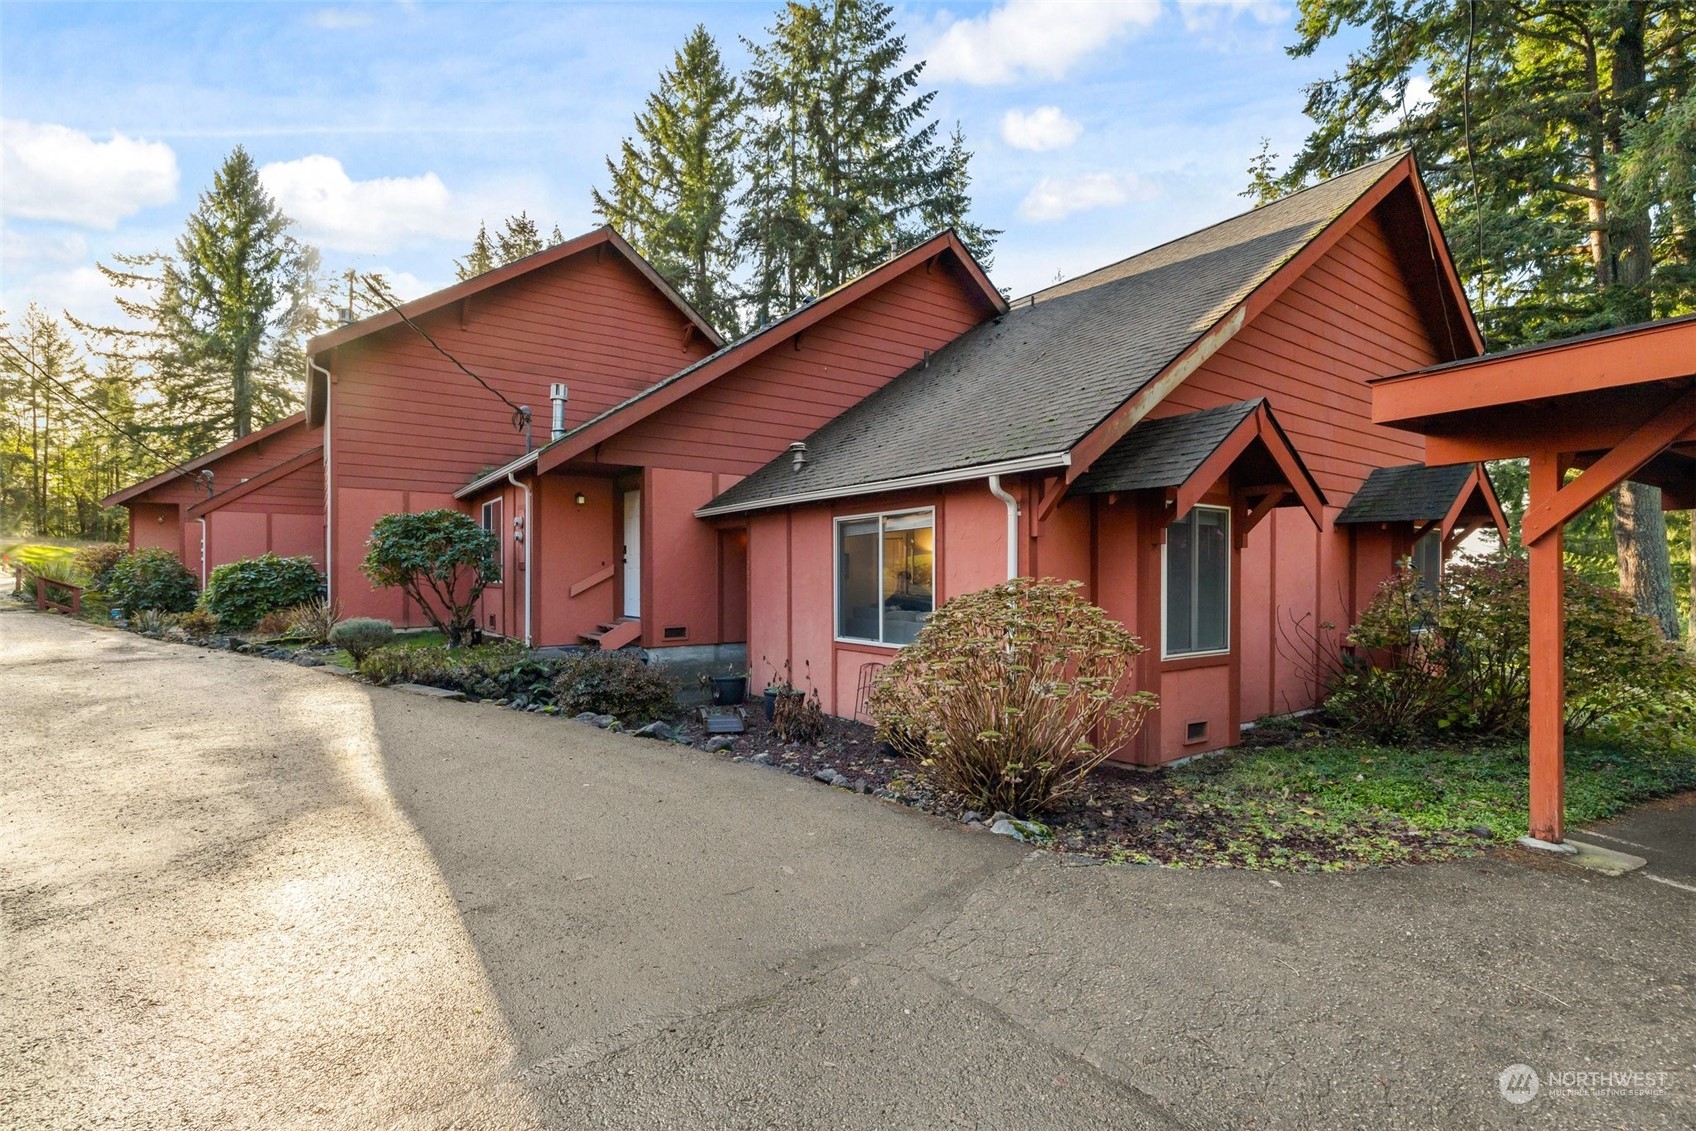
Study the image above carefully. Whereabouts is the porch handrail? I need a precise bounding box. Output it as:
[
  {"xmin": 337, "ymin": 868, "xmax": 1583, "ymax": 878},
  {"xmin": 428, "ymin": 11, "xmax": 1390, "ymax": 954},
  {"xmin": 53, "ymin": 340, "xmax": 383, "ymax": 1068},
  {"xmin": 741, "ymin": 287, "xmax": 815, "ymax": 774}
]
[{"xmin": 568, "ymin": 563, "xmax": 615, "ymax": 598}]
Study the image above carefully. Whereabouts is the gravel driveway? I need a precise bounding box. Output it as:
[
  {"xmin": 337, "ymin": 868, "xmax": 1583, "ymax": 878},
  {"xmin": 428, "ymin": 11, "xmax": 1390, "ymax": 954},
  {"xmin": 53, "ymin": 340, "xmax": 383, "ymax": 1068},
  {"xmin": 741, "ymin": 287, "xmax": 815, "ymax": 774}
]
[{"xmin": 2, "ymin": 608, "xmax": 1691, "ymax": 1129}]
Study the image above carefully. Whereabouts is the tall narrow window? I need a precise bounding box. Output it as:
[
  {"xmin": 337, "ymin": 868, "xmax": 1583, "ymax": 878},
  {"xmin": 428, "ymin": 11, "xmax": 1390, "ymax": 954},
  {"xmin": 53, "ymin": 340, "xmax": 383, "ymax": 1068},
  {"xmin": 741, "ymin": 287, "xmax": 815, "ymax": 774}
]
[
  {"xmin": 480, "ymin": 498, "xmax": 504, "ymax": 584},
  {"xmin": 1164, "ymin": 505, "xmax": 1229, "ymax": 656},
  {"xmin": 1411, "ymin": 529, "xmax": 1442, "ymax": 592},
  {"xmin": 836, "ymin": 509, "xmax": 934, "ymax": 645}
]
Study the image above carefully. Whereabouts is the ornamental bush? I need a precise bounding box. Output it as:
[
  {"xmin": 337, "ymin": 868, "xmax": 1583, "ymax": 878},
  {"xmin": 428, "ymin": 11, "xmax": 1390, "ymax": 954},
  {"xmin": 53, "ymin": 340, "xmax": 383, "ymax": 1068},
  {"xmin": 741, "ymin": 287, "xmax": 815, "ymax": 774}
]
[
  {"xmin": 361, "ymin": 509, "xmax": 499, "ymax": 647},
  {"xmin": 107, "ymin": 547, "xmax": 198, "ymax": 614},
  {"xmin": 356, "ymin": 640, "xmax": 562, "ymax": 708},
  {"xmin": 72, "ymin": 543, "xmax": 129, "ymax": 594},
  {"xmin": 199, "ymin": 553, "xmax": 325, "ymax": 631},
  {"xmin": 551, "ymin": 650, "xmax": 678, "ymax": 724},
  {"xmin": 1327, "ymin": 554, "xmax": 1696, "ymax": 742},
  {"xmin": 869, "ymin": 577, "xmax": 1155, "ymax": 816},
  {"xmin": 330, "ymin": 617, "xmax": 395, "ymax": 662}
]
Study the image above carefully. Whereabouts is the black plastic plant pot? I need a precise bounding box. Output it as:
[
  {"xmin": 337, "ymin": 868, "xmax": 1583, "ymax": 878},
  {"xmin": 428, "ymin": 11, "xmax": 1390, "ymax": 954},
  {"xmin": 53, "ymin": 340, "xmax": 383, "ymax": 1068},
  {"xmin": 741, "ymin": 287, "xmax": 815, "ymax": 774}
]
[
  {"xmin": 763, "ymin": 688, "xmax": 779, "ymax": 721},
  {"xmin": 710, "ymin": 674, "xmax": 748, "ymax": 706}
]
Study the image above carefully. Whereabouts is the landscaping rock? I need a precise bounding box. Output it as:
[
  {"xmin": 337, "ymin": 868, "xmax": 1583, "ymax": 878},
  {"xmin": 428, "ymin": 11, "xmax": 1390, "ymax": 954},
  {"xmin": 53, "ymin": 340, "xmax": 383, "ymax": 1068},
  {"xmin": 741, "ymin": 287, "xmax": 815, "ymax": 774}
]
[
  {"xmin": 1468, "ymin": 825, "xmax": 1493, "ymax": 839},
  {"xmin": 292, "ymin": 653, "xmax": 324, "ymax": 668},
  {"xmin": 633, "ymin": 721, "xmax": 677, "ymax": 741},
  {"xmin": 750, "ymin": 752, "xmax": 774, "ymax": 766},
  {"xmin": 813, "ymin": 768, "xmax": 838, "ymax": 784},
  {"xmin": 990, "ymin": 818, "xmax": 1052, "ymax": 844},
  {"xmin": 705, "ymin": 736, "xmax": 737, "ymax": 753},
  {"xmin": 961, "ymin": 811, "xmax": 981, "ymax": 825},
  {"xmin": 394, "ymin": 683, "xmax": 466, "ymax": 701},
  {"xmin": 593, "ymin": 714, "xmax": 617, "ymax": 728},
  {"xmin": 852, "ymin": 778, "xmax": 869, "ymax": 794},
  {"xmin": 991, "ymin": 811, "xmax": 1013, "ymax": 825},
  {"xmin": 574, "ymin": 712, "xmax": 600, "ymax": 724}
]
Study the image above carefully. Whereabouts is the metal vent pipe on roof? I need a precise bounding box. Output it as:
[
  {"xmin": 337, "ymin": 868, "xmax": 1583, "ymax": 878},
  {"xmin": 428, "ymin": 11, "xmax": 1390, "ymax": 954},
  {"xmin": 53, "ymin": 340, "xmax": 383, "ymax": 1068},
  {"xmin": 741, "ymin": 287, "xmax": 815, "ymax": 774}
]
[
  {"xmin": 788, "ymin": 441, "xmax": 808, "ymax": 472},
  {"xmin": 550, "ymin": 383, "xmax": 569, "ymax": 441}
]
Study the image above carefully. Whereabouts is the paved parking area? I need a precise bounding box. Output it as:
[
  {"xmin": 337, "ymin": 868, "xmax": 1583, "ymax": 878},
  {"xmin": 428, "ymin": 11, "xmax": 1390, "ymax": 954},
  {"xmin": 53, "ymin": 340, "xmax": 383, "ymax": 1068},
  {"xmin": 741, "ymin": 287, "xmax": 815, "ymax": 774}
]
[{"xmin": 3, "ymin": 609, "xmax": 1692, "ymax": 1129}]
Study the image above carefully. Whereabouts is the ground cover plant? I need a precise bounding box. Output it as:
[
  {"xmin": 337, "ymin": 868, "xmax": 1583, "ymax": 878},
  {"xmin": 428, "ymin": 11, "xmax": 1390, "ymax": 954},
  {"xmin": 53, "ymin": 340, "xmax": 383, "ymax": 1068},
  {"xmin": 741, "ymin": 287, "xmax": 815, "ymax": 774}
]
[{"xmin": 551, "ymin": 650, "xmax": 678, "ymax": 725}]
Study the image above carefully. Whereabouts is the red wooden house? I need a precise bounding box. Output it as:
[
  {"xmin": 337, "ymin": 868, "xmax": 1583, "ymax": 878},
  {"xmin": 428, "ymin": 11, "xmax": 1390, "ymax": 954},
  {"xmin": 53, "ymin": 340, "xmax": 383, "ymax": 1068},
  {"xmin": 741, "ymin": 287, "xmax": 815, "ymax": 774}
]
[
  {"xmin": 695, "ymin": 152, "xmax": 1505, "ymax": 762},
  {"xmin": 106, "ymin": 153, "xmax": 1506, "ymax": 764}
]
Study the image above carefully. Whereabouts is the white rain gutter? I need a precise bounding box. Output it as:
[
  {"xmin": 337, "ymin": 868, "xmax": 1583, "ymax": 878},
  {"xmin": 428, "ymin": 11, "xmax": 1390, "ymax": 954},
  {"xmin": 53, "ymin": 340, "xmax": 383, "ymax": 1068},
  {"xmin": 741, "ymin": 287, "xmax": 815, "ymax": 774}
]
[
  {"xmin": 309, "ymin": 359, "xmax": 334, "ymax": 601},
  {"xmin": 987, "ymin": 474, "xmax": 1020, "ymax": 580},
  {"xmin": 506, "ymin": 469, "xmax": 533, "ymax": 646},
  {"xmin": 196, "ymin": 516, "xmax": 209, "ymax": 587},
  {"xmin": 695, "ymin": 451, "xmax": 1071, "ymax": 518}
]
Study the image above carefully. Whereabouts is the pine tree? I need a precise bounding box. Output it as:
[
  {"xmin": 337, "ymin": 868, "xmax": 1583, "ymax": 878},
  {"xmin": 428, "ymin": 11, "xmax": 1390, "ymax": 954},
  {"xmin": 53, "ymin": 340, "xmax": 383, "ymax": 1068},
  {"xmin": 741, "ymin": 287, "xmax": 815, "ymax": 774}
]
[
  {"xmin": 592, "ymin": 24, "xmax": 746, "ymax": 336},
  {"xmin": 1283, "ymin": 0, "xmax": 1694, "ymax": 638},
  {"xmin": 912, "ymin": 124, "xmax": 1000, "ymax": 267},
  {"xmin": 76, "ymin": 146, "xmax": 317, "ymax": 450},
  {"xmin": 495, "ymin": 213, "xmax": 544, "ymax": 263},
  {"xmin": 737, "ymin": 0, "xmax": 993, "ymax": 323},
  {"xmin": 455, "ymin": 222, "xmax": 497, "ymax": 281},
  {"xmin": 1241, "ymin": 139, "xmax": 1281, "ymax": 206}
]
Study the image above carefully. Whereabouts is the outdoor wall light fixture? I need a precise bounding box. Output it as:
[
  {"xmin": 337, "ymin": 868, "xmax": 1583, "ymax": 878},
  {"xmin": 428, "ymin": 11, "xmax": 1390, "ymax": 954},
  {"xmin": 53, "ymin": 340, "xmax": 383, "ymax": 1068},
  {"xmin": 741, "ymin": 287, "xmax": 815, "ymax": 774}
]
[{"xmin": 575, "ymin": 492, "xmax": 587, "ymax": 506}]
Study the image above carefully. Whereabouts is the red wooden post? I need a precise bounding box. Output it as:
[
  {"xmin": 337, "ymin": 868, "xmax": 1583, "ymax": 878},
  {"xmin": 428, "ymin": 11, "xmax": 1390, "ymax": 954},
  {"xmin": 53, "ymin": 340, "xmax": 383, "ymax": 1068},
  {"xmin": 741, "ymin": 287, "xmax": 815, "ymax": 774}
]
[
  {"xmin": 1526, "ymin": 449, "xmax": 1565, "ymax": 842},
  {"xmin": 34, "ymin": 575, "xmax": 47, "ymax": 612}
]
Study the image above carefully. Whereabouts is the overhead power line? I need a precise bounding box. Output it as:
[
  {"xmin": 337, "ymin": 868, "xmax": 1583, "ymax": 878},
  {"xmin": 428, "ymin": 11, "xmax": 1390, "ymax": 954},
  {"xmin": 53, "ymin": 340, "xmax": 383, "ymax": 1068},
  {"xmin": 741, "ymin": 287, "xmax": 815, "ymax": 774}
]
[{"xmin": 0, "ymin": 336, "xmax": 213, "ymax": 497}]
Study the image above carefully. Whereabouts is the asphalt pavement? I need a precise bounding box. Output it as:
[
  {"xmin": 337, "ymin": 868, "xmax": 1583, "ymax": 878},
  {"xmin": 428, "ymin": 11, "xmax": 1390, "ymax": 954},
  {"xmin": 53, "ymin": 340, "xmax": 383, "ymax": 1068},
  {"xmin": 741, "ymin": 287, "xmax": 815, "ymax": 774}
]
[{"xmin": 2, "ymin": 607, "xmax": 1691, "ymax": 1129}]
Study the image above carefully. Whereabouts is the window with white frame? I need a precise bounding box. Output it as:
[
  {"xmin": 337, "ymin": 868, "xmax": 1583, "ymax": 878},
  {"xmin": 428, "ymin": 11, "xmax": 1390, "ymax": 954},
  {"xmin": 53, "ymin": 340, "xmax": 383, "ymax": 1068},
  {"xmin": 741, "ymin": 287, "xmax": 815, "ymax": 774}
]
[
  {"xmin": 1411, "ymin": 528, "xmax": 1442, "ymax": 592},
  {"xmin": 1164, "ymin": 505, "xmax": 1229, "ymax": 656},
  {"xmin": 480, "ymin": 498, "xmax": 504, "ymax": 583},
  {"xmin": 836, "ymin": 509, "xmax": 934, "ymax": 645}
]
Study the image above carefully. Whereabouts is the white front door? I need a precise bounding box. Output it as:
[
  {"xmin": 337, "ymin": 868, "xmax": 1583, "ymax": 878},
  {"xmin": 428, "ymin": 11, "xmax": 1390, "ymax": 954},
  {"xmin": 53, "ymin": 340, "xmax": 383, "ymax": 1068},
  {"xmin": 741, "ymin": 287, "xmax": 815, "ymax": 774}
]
[{"xmin": 622, "ymin": 489, "xmax": 641, "ymax": 618}]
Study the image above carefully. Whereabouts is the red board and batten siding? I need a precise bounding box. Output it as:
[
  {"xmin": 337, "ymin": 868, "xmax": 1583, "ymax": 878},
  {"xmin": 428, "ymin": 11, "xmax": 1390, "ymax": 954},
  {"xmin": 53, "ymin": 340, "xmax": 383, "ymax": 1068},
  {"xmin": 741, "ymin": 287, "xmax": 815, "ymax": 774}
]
[
  {"xmin": 595, "ymin": 263, "xmax": 991, "ymax": 475},
  {"xmin": 325, "ymin": 250, "xmax": 715, "ymax": 623}
]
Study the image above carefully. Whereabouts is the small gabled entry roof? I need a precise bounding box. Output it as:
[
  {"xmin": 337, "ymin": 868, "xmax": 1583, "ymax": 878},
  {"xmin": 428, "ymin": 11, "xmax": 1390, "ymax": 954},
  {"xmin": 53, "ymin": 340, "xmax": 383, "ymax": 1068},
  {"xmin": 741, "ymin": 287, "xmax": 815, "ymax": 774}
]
[
  {"xmin": 703, "ymin": 152, "xmax": 1477, "ymax": 518},
  {"xmin": 1335, "ymin": 462, "xmax": 1507, "ymax": 539},
  {"xmin": 456, "ymin": 230, "xmax": 1004, "ymax": 499},
  {"xmin": 1069, "ymin": 399, "xmax": 1326, "ymax": 528}
]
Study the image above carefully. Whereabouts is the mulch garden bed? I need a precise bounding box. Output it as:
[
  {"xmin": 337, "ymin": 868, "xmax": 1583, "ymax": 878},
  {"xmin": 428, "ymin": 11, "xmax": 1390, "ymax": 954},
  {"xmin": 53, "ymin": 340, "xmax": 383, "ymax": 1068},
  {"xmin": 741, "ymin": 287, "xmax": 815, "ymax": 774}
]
[{"xmin": 673, "ymin": 708, "xmax": 1488, "ymax": 871}]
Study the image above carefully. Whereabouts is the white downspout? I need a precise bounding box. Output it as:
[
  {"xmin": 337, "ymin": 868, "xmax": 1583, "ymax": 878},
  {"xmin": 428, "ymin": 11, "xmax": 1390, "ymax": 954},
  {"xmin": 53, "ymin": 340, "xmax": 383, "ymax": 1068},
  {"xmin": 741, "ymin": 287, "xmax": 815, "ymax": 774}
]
[
  {"xmin": 506, "ymin": 470, "xmax": 533, "ymax": 646},
  {"xmin": 310, "ymin": 360, "xmax": 333, "ymax": 602},
  {"xmin": 195, "ymin": 516, "xmax": 208, "ymax": 587},
  {"xmin": 987, "ymin": 474, "xmax": 1020, "ymax": 580}
]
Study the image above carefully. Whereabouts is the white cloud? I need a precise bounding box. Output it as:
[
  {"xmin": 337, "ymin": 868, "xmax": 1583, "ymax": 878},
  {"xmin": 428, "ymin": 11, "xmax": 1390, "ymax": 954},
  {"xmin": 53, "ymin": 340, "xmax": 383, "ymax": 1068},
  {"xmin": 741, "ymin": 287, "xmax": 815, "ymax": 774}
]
[
  {"xmin": 1001, "ymin": 106, "xmax": 1083, "ymax": 152},
  {"xmin": 1, "ymin": 120, "xmax": 179, "ymax": 229},
  {"xmin": 923, "ymin": 0, "xmax": 1161, "ymax": 85},
  {"xmin": 260, "ymin": 155, "xmax": 462, "ymax": 254},
  {"xmin": 1177, "ymin": 0, "xmax": 1289, "ymax": 32},
  {"xmin": 1019, "ymin": 172, "xmax": 1158, "ymax": 221},
  {"xmin": 309, "ymin": 7, "xmax": 375, "ymax": 30}
]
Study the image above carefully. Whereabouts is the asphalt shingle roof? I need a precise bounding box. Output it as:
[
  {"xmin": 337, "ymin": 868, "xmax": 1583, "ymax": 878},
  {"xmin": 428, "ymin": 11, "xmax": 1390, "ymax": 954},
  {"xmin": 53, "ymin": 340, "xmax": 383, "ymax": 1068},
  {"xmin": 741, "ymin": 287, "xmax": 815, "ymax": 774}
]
[
  {"xmin": 1334, "ymin": 463, "xmax": 1477, "ymax": 524},
  {"xmin": 1069, "ymin": 400, "xmax": 1262, "ymax": 495},
  {"xmin": 703, "ymin": 154, "xmax": 1406, "ymax": 515}
]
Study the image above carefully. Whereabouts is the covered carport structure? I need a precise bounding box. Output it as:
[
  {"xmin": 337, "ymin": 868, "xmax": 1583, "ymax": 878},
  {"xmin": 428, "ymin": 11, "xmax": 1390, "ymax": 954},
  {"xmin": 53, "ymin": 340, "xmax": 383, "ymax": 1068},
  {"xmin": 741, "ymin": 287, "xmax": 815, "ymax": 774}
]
[{"xmin": 1371, "ymin": 314, "xmax": 1696, "ymax": 844}]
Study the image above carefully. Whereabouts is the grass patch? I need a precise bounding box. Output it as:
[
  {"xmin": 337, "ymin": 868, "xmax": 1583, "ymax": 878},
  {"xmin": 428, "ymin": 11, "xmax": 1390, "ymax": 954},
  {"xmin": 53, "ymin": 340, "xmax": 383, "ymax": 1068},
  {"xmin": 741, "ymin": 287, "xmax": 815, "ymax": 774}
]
[
  {"xmin": 1, "ymin": 541, "xmax": 82, "ymax": 573},
  {"xmin": 1131, "ymin": 735, "xmax": 1696, "ymax": 869}
]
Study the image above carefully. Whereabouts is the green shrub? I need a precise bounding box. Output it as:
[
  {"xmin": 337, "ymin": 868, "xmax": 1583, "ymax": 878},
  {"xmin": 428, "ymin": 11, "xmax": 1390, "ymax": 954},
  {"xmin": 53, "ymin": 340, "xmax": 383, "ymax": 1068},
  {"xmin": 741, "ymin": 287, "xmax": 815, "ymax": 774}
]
[
  {"xmin": 331, "ymin": 617, "xmax": 395, "ymax": 662},
  {"xmin": 108, "ymin": 548, "xmax": 198, "ymax": 614},
  {"xmin": 870, "ymin": 577, "xmax": 1155, "ymax": 816},
  {"xmin": 551, "ymin": 650, "xmax": 678, "ymax": 724},
  {"xmin": 178, "ymin": 609, "xmax": 221, "ymax": 637},
  {"xmin": 1328, "ymin": 555, "xmax": 1696, "ymax": 742},
  {"xmin": 356, "ymin": 640, "xmax": 560, "ymax": 707},
  {"xmin": 358, "ymin": 642, "xmax": 455, "ymax": 687},
  {"xmin": 129, "ymin": 608, "xmax": 182, "ymax": 634},
  {"xmin": 72, "ymin": 543, "xmax": 128, "ymax": 593},
  {"xmin": 199, "ymin": 553, "xmax": 324, "ymax": 631},
  {"xmin": 360, "ymin": 509, "xmax": 499, "ymax": 647}
]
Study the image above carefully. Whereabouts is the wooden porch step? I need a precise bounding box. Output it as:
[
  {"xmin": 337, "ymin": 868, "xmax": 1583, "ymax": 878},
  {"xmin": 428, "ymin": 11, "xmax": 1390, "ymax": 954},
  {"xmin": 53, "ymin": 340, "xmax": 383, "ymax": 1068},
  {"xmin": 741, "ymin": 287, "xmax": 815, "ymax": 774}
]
[{"xmin": 578, "ymin": 617, "xmax": 641, "ymax": 650}]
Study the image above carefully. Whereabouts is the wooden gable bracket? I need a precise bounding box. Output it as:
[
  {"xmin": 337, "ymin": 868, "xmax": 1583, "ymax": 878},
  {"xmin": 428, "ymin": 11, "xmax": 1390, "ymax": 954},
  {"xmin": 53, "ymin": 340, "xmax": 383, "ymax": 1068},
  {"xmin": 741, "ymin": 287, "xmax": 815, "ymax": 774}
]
[
  {"xmin": 1411, "ymin": 518, "xmax": 1441, "ymax": 543},
  {"xmin": 1444, "ymin": 521, "xmax": 1480, "ymax": 557},
  {"xmin": 1234, "ymin": 485, "xmax": 1287, "ymax": 548},
  {"xmin": 459, "ymin": 298, "xmax": 470, "ymax": 329},
  {"xmin": 793, "ymin": 330, "xmax": 804, "ymax": 350},
  {"xmin": 681, "ymin": 322, "xmax": 698, "ymax": 348},
  {"xmin": 1521, "ymin": 385, "xmax": 1696, "ymax": 546}
]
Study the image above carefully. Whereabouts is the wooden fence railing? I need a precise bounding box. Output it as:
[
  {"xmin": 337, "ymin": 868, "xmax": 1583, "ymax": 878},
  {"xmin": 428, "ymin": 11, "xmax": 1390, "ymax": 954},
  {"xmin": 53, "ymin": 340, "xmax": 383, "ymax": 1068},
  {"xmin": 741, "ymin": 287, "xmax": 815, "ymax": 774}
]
[{"xmin": 13, "ymin": 567, "xmax": 83, "ymax": 617}]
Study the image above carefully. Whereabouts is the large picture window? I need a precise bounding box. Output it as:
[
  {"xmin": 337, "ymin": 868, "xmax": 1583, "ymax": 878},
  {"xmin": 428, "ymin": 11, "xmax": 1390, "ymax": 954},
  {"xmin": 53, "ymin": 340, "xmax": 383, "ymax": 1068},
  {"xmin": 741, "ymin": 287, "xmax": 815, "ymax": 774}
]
[
  {"xmin": 1164, "ymin": 505, "xmax": 1229, "ymax": 657},
  {"xmin": 837, "ymin": 509, "xmax": 934, "ymax": 646}
]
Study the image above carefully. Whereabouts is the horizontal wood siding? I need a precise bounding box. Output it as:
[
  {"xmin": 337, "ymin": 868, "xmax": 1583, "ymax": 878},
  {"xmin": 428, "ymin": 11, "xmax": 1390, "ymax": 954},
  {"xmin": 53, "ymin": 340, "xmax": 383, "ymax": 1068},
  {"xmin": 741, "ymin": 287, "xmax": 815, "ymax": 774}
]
[
  {"xmin": 330, "ymin": 251, "xmax": 713, "ymax": 494},
  {"xmin": 221, "ymin": 460, "xmax": 323, "ymax": 514},
  {"xmin": 595, "ymin": 265, "xmax": 989, "ymax": 475},
  {"xmin": 1156, "ymin": 209, "xmax": 1436, "ymax": 502},
  {"xmin": 134, "ymin": 423, "xmax": 322, "ymax": 507}
]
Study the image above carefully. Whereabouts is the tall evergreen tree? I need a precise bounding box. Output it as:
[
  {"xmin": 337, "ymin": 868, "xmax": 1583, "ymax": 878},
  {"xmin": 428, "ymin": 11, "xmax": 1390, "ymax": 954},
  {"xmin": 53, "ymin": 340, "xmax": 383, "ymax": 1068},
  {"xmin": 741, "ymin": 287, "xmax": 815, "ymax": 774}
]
[
  {"xmin": 1281, "ymin": 0, "xmax": 1694, "ymax": 638},
  {"xmin": 737, "ymin": 0, "xmax": 995, "ymax": 323},
  {"xmin": 77, "ymin": 146, "xmax": 317, "ymax": 452},
  {"xmin": 592, "ymin": 24, "xmax": 746, "ymax": 336},
  {"xmin": 455, "ymin": 222, "xmax": 497, "ymax": 281},
  {"xmin": 495, "ymin": 212, "xmax": 544, "ymax": 263}
]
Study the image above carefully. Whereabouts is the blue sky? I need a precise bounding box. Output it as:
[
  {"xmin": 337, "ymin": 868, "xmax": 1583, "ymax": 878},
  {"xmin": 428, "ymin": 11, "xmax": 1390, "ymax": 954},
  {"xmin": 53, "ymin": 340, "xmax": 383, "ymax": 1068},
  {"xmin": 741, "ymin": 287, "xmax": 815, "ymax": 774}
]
[{"xmin": 1, "ymin": 1, "xmax": 1361, "ymax": 330}]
